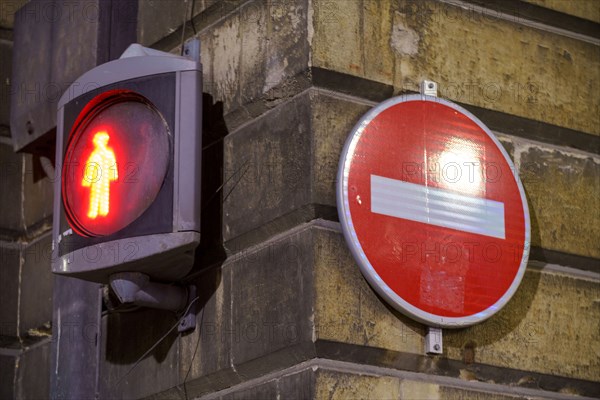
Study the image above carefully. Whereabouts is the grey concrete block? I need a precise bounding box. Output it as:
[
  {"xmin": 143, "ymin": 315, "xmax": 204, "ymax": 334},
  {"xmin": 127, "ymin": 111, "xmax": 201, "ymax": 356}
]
[
  {"xmin": 223, "ymin": 92, "xmax": 312, "ymax": 244},
  {"xmin": 99, "ymin": 307, "xmax": 180, "ymax": 399},
  {"xmin": 230, "ymin": 226, "xmax": 314, "ymax": 373},
  {"xmin": 180, "ymin": 264, "xmax": 238, "ymax": 395},
  {"xmin": 0, "ymin": 39, "xmax": 11, "ymax": 129},
  {"xmin": 0, "ymin": 142, "xmax": 23, "ymax": 235},
  {"xmin": 15, "ymin": 341, "xmax": 51, "ymax": 399},
  {"xmin": 50, "ymin": 277, "xmax": 102, "ymax": 399},
  {"xmin": 21, "ymin": 152, "xmax": 53, "ymax": 234},
  {"xmin": 221, "ymin": 379, "xmax": 277, "ymax": 400},
  {"xmin": 278, "ymin": 368, "xmax": 314, "ymax": 399},
  {"xmin": 0, "ymin": 340, "xmax": 51, "ymax": 400},
  {"xmin": 0, "ymin": 0, "xmax": 28, "ymax": 29},
  {"xmin": 137, "ymin": 0, "xmax": 222, "ymax": 47},
  {"xmin": 0, "ymin": 243, "xmax": 19, "ymax": 337},
  {"xmin": 0, "ymin": 142, "xmax": 53, "ymax": 239},
  {"xmin": 264, "ymin": 0, "xmax": 309, "ymax": 93},
  {"xmin": 0, "ymin": 234, "xmax": 52, "ymax": 338},
  {"xmin": 198, "ymin": 0, "xmax": 310, "ymax": 119},
  {"xmin": 19, "ymin": 233, "xmax": 53, "ymax": 336},
  {"xmin": 0, "ymin": 354, "xmax": 16, "ymax": 399}
]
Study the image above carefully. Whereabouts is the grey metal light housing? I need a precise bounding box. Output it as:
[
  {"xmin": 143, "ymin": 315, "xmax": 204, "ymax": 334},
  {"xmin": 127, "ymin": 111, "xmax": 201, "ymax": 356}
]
[{"xmin": 51, "ymin": 44, "xmax": 202, "ymax": 284}]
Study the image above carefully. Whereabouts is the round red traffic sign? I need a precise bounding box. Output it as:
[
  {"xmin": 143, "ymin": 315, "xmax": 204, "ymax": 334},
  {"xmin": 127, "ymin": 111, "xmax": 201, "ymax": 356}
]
[{"xmin": 337, "ymin": 95, "xmax": 530, "ymax": 327}]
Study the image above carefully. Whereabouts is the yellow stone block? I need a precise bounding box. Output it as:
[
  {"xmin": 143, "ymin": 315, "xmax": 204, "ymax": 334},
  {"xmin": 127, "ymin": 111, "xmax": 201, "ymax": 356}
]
[
  {"xmin": 315, "ymin": 370, "xmax": 401, "ymax": 400},
  {"xmin": 525, "ymin": 0, "xmax": 600, "ymax": 23},
  {"xmin": 518, "ymin": 145, "xmax": 600, "ymax": 258},
  {"xmin": 314, "ymin": 227, "xmax": 424, "ymax": 354},
  {"xmin": 444, "ymin": 267, "xmax": 600, "ymax": 382},
  {"xmin": 314, "ymin": 224, "xmax": 600, "ymax": 381},
  {"xmin": 312, "ymin": 0, "xmax": 600, "ymax": 135}
]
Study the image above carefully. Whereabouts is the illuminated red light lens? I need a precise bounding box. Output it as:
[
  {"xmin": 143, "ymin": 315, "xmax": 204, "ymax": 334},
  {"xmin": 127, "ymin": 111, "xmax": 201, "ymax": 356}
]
[
  {"xmin": 62, "ymin": 91, "xmax": 170, "ymax": 237},
  {"xmin": 82, "ymin": 131, "xmax": 117, "ymax": 219}
]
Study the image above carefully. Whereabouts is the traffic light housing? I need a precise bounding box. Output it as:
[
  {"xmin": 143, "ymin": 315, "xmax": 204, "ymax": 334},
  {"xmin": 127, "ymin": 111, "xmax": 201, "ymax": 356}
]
[{"xmin": 51, "ymin": 44, "xmax": 202, "ymax": 284}]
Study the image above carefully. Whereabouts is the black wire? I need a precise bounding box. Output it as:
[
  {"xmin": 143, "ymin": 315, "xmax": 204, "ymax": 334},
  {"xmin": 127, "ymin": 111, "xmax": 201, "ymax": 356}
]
[
  {"xmin": 190, "ymin": 0, "xmax": 198, "ymax": 35},
  {"xmin": 182, "ymin": 306, "xmax": 204, "ymax": 400},
  {"xmin": 180, "ymin": 2, "xmax": 188, "ymax": 56}
]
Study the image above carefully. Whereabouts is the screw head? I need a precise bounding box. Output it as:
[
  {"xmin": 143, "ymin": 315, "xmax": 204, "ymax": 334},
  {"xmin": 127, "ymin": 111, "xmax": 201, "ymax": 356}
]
[{"xmin": 26, "ymin": 120, "xmax": 34, "ymax": 135}]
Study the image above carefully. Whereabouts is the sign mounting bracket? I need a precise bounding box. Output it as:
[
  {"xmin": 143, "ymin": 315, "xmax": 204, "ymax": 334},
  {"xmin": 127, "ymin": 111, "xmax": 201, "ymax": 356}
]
[
  {"xmin": 425, "ymin": 326, "xmax": 443, "ymax": 355},
  {"xmin": 421, "ymin": 79, "xmax": 443, "ymax": 355}
]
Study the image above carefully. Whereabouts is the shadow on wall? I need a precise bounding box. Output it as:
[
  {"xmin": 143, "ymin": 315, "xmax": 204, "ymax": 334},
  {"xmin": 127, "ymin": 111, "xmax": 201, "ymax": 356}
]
[
  {"xmin": 100, "ymin": 93, "xmax": 229, "ymax": 393},
  {"xmin": 444, "ymin": 185, "xmax": 542, "ymax": 354}
]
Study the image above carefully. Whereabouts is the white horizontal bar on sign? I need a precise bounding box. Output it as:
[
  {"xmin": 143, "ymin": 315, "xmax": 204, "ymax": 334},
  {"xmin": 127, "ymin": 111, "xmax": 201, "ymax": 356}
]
[{"xmin": 370, "ymin": 175, "xmax": 506, "ymax": 239}]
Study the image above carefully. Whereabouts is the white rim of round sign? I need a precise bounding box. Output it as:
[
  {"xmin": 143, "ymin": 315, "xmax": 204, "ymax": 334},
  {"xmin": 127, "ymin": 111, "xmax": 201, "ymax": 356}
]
[{"xmin": 336, "ymin": 94, "xmax": 531, "ymax": 328}]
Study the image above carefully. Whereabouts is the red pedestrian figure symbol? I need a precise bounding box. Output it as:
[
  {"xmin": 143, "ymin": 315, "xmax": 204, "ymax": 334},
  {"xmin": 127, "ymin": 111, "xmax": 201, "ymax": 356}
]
[{"xmin": 82, "ymin": 131, "xmax": 118, "ymax": 219}]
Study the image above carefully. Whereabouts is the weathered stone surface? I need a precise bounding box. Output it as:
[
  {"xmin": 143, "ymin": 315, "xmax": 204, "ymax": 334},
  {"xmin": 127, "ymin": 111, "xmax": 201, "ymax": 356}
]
[
  {"xmin": 201, "ymin": 11, "xmax": 242, "ymax": 115},
  {"xmin": 178, "ymin": 226, "xmax": 316, "ymax": 396},
  {"xmin": 137, "ymin": 0, "xmax": 188, "ymax": 47},
  {"xmin": 199, "ymin": 0, "xmax": 309, "ymax": 116},
  {"xmin": 21, "ymin": 152, "xmax": 53, "ymax": 234},
  {"xmin": 497, "ymin": 136, "xmax": 515, "ymax": 161},
  {"xmin": 0, "ymin": 242, "xmax": 19, "ymax": 337},
  {"xmin": 0, "ymin": 0, "xmax": 27, "ymax": 29},
  {"xmin": 0, "ymin": 142, "xmax": 23, "ymax": 234},
  {"xmin": 14, "ymin": 340, "xmax": 51, "ymax": 400},
  {"xmin": 315, "ymin": 369, "xmax": 401, "ymax": 399},
  {"xmin": 179, "ymin": 264, "xmax": 236, "ymax": 394},
  {"xmin": 315, "ymin": 370, "xmax": 562, "ymax": 399},
  {"xmin": 230, "ymin": 226, "xmax": 315, "ymax": 374},
  {"xmin": 238, "ymin": 1, "xmax": 267, "ymax": 107},
  {"xmin": 0, "ymin": 40, "xmax": 11, "ymax": 129},
  {"xmin": 314, "ymin": 227, "xmax": 424, "ymax": 354},
  {"xmin": 310, "ymin": 90, "xmax": 600, "ymax": 260},
  {"xmin": 0, "ymin": 340, "xmax": 51, "ymax": 400},
  {"xmin": 524, "ymin": 0, "xmax": 600, "ymax": 23},
  {"xmin": 314, "ymin": 223, "xmax": 600, "ymax": 382},
  {"xmin": 195, "ymin": 363, "xmax": 589, "ymax": 399},
  {"xmin": 196, "ymin": 367, "xmax": 313, "ymax": 399},
  {"xmin": 518, "ymin": 145, "xmax": 600, "ymax": 258},
  {"xmin": 51, "ymin": 277, "xmax": 102, "ymax": 399},
  {"xmin": 221, "ymin": 380, "xmax": 277, "ymax": 400},
  {"xmin": 311, "ymin": 0, "xmax": 363, "ymax": 78},
  {"xmin": 439, "ymin": 386, "xmax": 529, "ymax": 399},
  {"xmin": 223, "ymin": 92, "xmax": 312, "ymax": 243},
  {"xmin": 399, "ymin": 379, "xmax": 440, "ymax": 400},
  {"xmin": 19, "ymin": 233, "xmax": 53, "ymax": 335},
  {"xmin": 99, "ymin": 307, "xmax": 180, "ymax": 399},
  {"xmin": 137, "ymin": 0, "xmax": 222, "ymax": 47},
  {"xmin": 310, "ymin": 90, "xmax": 371, "ymax": 207},
  {"xmin": 445, "ymin": 267, "xmax": 600, "ymax": 382},
  {"xmin": 0, "ymin": 143, "xmax": 53, "ymax": 239},
  {"xmin": 0, "ymin": 234, "xmax": 53, "ymax": 337},
  {"xmin": 311, "ymin": 0, "xmax": 600, "ymax": 136},
  {"xmin": 265, "ymin": 0, "xmax": 309, "ymax": 91},
  {"xmin": 400, "ymin": 379, "xmax": 545, "ymax": 399},
  {"xmin": 0, "ymin": 354, "xmax": 15, "ymax": 399},
  {"xmin": 278, "ymin": 368, "xmax": 314, "ymax": 399}
]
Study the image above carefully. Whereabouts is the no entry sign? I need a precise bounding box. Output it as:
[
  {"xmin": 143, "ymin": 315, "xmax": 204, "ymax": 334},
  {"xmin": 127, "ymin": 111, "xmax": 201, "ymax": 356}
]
[{"xmin": 337, "ymin": 95, "xmax": 530, "ymax": 327}]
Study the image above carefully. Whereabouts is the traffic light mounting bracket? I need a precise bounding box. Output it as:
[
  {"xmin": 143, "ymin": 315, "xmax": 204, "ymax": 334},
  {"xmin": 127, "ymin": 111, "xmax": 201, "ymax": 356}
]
[{"xmin": 109, "ymin": 272, "xmax": 197, "ymax": 333}]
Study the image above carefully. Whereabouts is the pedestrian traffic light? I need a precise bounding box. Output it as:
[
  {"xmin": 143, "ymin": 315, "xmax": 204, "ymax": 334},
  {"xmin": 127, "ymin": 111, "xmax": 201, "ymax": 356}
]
[{"xmin": 51, "ymin": 44, "xmax": 202, "ymax": 284}]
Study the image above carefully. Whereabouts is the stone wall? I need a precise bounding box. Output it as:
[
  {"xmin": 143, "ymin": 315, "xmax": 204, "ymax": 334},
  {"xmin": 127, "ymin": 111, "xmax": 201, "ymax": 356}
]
[
  {"xmin": 1, "ymin": 1, "xmax": 53, "ymax": 397},
  {"xmin": 0, "ymin": 0, "xmax": 598, "ymax": 399}
]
